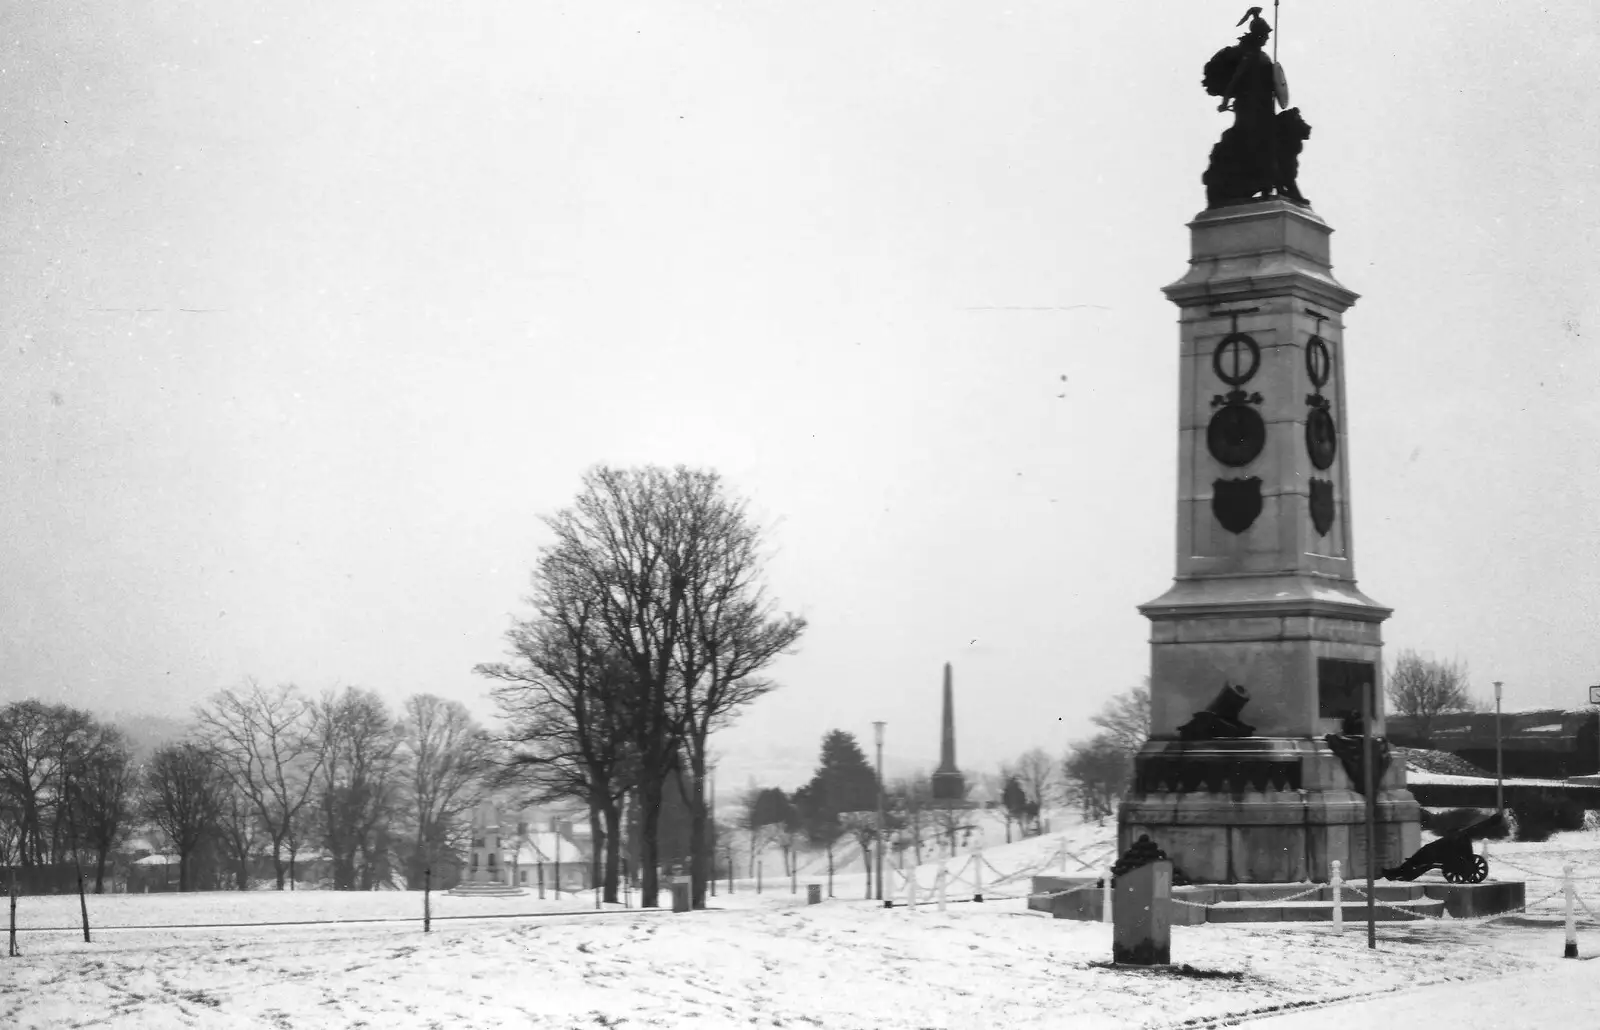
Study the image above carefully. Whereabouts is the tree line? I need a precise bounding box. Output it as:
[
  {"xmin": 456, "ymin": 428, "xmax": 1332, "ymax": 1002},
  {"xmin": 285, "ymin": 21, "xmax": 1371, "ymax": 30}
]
[{"xmin": 0, "ymin": 689, "xmax": 492, "ymax": 893}]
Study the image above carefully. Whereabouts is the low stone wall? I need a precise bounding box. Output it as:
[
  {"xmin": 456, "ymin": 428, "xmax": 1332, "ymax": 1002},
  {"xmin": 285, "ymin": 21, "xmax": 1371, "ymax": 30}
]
[{"xmin": 1028, "ymin": 876, "xmax": 1098, "ymax": 914}]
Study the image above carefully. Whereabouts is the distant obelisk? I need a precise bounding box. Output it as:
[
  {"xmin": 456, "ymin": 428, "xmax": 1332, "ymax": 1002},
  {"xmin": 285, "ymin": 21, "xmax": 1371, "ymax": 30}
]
[{"xmin": 931, "ymin": 662, "xmax": 966, "ymax": 802}]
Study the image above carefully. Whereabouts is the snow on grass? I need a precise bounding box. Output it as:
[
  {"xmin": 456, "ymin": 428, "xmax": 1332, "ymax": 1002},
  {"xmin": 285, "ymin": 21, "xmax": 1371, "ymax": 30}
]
[{"xmin": 0, "ymin": 887, "xmax": 1547, "ymax": 1029}]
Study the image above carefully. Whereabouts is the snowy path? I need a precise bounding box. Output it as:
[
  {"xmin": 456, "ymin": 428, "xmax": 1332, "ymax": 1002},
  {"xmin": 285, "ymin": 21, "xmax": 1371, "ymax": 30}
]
[
  {"xmin": 0, "ymin": 892, "xmax": 1550, "ymax": 1030},
  {"xmin": 1251, "ymin": 959, "xmax": 1600, "ymax": 1028}
]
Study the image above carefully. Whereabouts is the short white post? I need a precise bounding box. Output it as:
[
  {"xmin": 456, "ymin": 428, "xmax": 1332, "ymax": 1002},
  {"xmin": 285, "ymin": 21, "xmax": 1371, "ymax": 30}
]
[
  {"xmin": 907, "ymin": 865, "xmax": 919, "ymax": 912},
  {"xmin": 973, "ymin": 848, "xmax": 984, "ymax": 902},
  {"xmin": 1102, "ymin": 870, "xmax": 1113, "ymax": 924},
  {"xmin": 1331, "ymin": 860, "xmax": 1343, "ymax": 933},
  {"xmin": 1564, "ymin": 864, "xmax": 1578, "ymax": 959},
  {"xmin": 936, "ymin": 862, "xmax": 948, "ymax": 913},
  {"xmin": 1059, "ymin": 843, "xmax": 1068, "ymax": 873}
]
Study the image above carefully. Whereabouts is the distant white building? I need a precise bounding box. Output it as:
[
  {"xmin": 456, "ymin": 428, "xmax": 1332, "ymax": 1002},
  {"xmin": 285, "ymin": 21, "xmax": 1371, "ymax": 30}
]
[{"xmin": 462, "ymin": 801, "xmax": 595, "ymax": 891}]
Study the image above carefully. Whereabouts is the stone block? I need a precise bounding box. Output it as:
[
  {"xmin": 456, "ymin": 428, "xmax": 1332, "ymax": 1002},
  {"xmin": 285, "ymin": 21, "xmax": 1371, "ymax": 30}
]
[
  {"xmin": 1422, "ymin": 880, "xmax": 1526, "ymax": 918},
  {"xmin": 1229, "ymin": 825, "xmax": 1308, "ymax": 883},
  {"xmin": 1048, "ymin": 888, "xmax": 1104, "ymax": 922},
  {"xmin": 1167, "ymin": 886, "xmax": 1213, "ymax": 926},
  {"xmin": 1029, "ymin": 876, "xmax": 1098, "ymax": 915},
  {"xmin": 1113, "ymin": 861, "xmax": 1171, "ymax": 966}
]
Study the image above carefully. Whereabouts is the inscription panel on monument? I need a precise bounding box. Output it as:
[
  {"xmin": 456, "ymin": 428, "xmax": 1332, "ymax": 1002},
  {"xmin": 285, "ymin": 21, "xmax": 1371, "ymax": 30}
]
[{"xmin": 1317, "ymin": 658, "xmax": 1376, "ymax": 723}]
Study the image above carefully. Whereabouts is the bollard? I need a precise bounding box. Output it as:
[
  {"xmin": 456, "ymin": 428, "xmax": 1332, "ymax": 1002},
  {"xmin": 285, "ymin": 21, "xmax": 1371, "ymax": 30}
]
[
  {"xmin": 76, "ymin": 871, "xmax": 90, "ymax": 944},
  {"xmin": 1564, "ymin": 864, "xmax": 1578, "ymax": 959},
  {"xmin": 1059, "ymin": 843, "xmax": 1068, "ymax": 873},
  {"xmin": 1331, "ymin": 860, "xmax": 1343, "ymax": 933},
  {"xmin": 1102, "ymin": 871, "xmax": 1113, "ymax": 924},
  {"xmin": 423, "ymin": 867, "xmax": 432, "ymax": 933},
  {"xmin": 8, "ymin": 866, "xmax": 16, "ymax": 958},
  {"xmin": 936, "ymin": 863, "xmax": 948, "ymax": 913},
  {"xmin": 1112, "ymin": 859, "xmax": 1171, "ymax": 966},
  {"xmin": 973, "ymin": 849, "xmax": 984, "ymax": 903}
]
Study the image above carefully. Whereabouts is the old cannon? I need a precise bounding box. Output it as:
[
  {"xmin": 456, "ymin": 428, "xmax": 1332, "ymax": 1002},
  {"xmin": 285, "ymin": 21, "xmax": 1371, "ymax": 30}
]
[{"xmin": 1381, "ymin": 813, "xmax": 1503, "ymax": 884}]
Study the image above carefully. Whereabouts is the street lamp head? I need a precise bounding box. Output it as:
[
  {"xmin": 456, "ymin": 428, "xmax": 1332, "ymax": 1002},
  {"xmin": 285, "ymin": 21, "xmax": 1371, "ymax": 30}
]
[
  {"xmin": 872, "ymin": 721, "xmax": 886, "ymax": 745},
  {"xmin": 1494, "ymin": 681, "xmax": 1503, "ymax": 701}
]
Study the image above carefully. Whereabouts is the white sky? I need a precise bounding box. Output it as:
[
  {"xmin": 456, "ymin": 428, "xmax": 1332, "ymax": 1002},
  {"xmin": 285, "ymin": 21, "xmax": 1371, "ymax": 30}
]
[{"xmin": 2, "ymin": 1, "xmax": 1597, "ymax": 792}]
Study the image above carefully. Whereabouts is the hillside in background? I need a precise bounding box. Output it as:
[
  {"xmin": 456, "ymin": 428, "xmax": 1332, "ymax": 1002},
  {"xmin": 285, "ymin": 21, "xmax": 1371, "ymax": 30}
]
[{"xmin": 102, "ymin": 710, "xmax": 191, "ymax": 761}]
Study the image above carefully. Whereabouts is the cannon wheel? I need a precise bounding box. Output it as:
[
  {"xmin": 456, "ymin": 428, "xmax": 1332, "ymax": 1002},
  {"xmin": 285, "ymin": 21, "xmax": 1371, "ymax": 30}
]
[{"xmin": 1443, "ymin": 854, "xmax": 1490, "ymax": 884}]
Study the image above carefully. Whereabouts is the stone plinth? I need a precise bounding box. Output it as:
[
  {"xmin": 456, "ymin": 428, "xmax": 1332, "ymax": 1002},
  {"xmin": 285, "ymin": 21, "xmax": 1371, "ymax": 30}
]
[
  {"xmin": 1422, "ymin": 880, "xmax": 1525, "ymax": 918},
  {"xmin": 1113, "ymin": 860, "xmax": 1171, "ymax": 966},
  {"xmin": 1119, "ymin": 737, "xmax": 1420, "ymax": 883}
]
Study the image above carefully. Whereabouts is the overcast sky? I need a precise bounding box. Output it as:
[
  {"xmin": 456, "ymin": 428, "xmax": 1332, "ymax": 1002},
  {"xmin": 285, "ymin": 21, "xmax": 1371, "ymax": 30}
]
[{"xmin": 2, "ymin": 1, "xmax": 1596, "ymax": 791}]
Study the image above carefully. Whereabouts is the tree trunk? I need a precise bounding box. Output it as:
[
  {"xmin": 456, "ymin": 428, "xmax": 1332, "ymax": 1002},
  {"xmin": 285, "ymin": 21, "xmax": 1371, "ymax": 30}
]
[
  {"xmin": 826, "ymin": 841, "xmax": 833, "ymax": 898},
  {"xmin": 638, "ymin": 778, "xmax": 664, "ymax": 908},
  {"xmin": 94, "ymin": 848, "xmax": 108, "ymax": 894},
  {"xmin": 863, "ymin": 840, "xmax": 871, "ymax": 899},
  {"xmin": 685, "ymin": 760, "xmax": 709, "ymax": 910},
  {"xmin": 588, "ymin": 802, "xmax": 604, "ymax": 898},
  {"xmin": 178, "ymin": 851, "xmax": 190, "ymax": 893},
  {"xmin": 602, "ymin": 800, "xmax": 622, "ymax": 905}
]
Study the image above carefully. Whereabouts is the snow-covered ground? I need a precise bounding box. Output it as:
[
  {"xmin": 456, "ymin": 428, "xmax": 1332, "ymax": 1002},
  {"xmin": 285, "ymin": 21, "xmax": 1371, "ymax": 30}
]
[{"xmin": 4, "ymin": 814, "xmax": 1598, "ymax": 1028}]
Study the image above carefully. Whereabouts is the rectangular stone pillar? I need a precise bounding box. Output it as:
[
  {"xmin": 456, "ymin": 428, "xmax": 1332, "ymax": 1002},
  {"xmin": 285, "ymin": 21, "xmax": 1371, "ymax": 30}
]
[{"xmin": 1112, "ymin": 860, "xmax": 1171, "ymax": 966}]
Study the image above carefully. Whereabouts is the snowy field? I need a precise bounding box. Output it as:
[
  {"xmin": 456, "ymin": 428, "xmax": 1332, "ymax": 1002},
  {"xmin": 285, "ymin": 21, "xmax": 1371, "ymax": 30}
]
[{"xmin": 5, "ymin": 815, "xmax": 1600, "ymax": 1028}]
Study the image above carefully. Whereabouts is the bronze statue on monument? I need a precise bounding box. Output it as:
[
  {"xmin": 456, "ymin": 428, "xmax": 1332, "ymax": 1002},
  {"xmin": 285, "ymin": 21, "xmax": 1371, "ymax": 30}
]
[{"xmin": 1201, "ymin": 8, "xmax": 1311, "ymax": 208}]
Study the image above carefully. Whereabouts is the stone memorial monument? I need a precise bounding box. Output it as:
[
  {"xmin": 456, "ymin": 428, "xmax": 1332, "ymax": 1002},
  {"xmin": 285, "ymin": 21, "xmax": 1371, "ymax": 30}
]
[
  {"xmin": 931, "ymin": 662, "xmax": 968, "ymax": 803},
  {"xmin": 1116, "ymin": 7, "xmax": 1421, "ymax": 884}
]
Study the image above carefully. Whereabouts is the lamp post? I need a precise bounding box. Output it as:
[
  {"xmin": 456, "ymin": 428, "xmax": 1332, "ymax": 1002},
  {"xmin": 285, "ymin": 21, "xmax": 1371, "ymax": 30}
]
[
  {"xmin": 1493, "ymin": 681, "xmax": 1504, "ymax": 814},
  {"xmin": 873, "ymin": 721, "xmax": 886, "ymax": 903}
]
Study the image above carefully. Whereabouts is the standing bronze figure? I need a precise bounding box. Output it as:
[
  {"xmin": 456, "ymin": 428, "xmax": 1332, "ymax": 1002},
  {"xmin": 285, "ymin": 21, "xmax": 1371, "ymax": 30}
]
[{"xmin": 1201, "ymin": 9, "xmax": 1310, "ymax": 208}]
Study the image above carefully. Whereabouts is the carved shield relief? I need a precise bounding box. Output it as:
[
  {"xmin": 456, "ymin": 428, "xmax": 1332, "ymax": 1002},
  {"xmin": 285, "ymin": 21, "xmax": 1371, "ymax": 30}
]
[
  {"xmin": 1309, "ymin": 478, "xmax": 1335, "ymax": 536},
  {"xmin": 1212, "ymin": 477, "xmax": 1263, "ymax": 534}
]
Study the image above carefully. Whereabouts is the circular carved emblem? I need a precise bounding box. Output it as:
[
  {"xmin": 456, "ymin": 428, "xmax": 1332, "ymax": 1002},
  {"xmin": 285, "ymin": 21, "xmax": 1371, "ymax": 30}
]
[
  {"xmin": 1207, "ymin": 405, "xmax": 1267, "ymax": 467},
  {"xmin": 1305, "ymin": 408, "xmax": 1338, "ymax": 469},
  {"xmin": 1305, "ymin": 335, "xmax": 1332, "ymax": 388},
  {"xmin": 1212, "ymin": 332, "xmax": 1260, "ymax": 387}
]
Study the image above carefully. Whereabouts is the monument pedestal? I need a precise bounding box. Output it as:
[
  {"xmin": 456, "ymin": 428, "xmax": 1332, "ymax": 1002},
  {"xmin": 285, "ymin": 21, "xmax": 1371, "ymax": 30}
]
[
  {"xmin": 1120, "ymin": 197, "xmax": 1420, "ymax": 883},
  {"xmin": 1119, "ymin": 738, "xmax": 1419, "ymax": 883}
]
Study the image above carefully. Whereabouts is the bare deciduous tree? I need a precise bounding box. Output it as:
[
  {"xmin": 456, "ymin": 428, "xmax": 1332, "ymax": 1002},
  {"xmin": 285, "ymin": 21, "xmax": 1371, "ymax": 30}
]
[
  {"xmin": 479, "ymin": 571, "xmax": 639, "ymax": 905},
  {"xmin": 314, "ymin": 688, "xmax": 403, "ymax": 890},
  {"xmin": 145, "ymin": 742, "xmax": 224, "ymax": 891},
  {"xmin": 1387, "ymin": 650, "xmax": 1474, "ymax": 744},
  {"xmin": 1060, "ymin": 737, "xmax": 1130, "ymax": 824},
  {"xmin": 533, "ymin": 465, "xmax": 803, "ymax": 909},
  {"xmin": 73, "ymin": 726, "xmax": 136, "ymax": 893},
  {"xmin": 1091, "ymin": 679, "xmax": 1152, "ymax": 757},
  {"xmin": 891, "ymin": 774, "xmax": 934, "ymax": 866},
  {"xmin": 195, "ymin": 680, "xmax": 325, "ymax": 889},
  {"xmin": 398, "ymin": 694, "xmax": 490, "ymax": 889},
  {"xmin": 0, "ymin": 701, "xmax": 98, "ymax": 867},
  {"xmin": 214, "ymin": 785, "xmax": 264, "ymax": 891},
  {"xmin": 1012, "ymin": 747, "xmax": 1056, "ymax": 828}
]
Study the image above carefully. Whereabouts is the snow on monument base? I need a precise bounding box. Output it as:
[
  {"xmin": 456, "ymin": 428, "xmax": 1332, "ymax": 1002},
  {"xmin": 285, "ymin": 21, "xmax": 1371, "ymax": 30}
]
[{"xmin": 1118, "ymin": 737, "xmax": 1421, "ymax": 884}]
